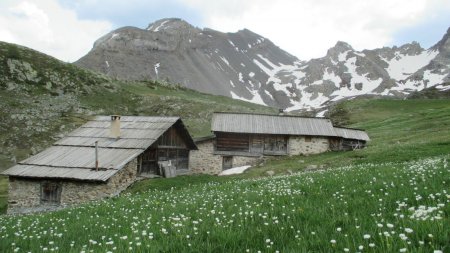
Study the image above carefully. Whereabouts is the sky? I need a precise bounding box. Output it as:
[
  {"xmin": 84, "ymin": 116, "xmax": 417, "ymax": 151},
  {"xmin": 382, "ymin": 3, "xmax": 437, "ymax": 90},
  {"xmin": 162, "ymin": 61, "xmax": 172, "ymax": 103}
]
[{"xmin": 0, "ymin": 0, "xmax": 449, "ymax": 62}]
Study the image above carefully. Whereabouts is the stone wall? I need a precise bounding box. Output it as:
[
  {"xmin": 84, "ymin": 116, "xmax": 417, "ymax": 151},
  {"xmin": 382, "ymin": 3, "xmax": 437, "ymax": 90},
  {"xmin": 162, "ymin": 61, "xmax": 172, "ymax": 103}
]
[
  {"xmin": 189, "ymin": 140, "xmax": 222, "ymax": 174},
  {"xmin": 7, "ymin": 158, "xmax": 138, "ymax": 214},
  {"xmin": 288, "ymin": 136, "xmax": 330, "ymax": 155},
  {"xmin": 232, "ymin": 155, "xmax": 262, "ymax": 168},
  {"xmin": 189, "ymin": 140, "xmax": 263, "ymax": 174}
]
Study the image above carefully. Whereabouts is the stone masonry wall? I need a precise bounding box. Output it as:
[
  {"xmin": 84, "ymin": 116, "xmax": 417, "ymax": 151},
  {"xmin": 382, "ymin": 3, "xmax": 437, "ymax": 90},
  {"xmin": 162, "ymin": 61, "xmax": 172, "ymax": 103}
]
[
  {"xmin": 232, "ymin": 156, "xmax": 262, "ymax": 168},
  {"xmin": 189, "ymin": 140, "xmax": 222, "ymax": 174},
  {"xmin": 189, "ymin": 140, "xmax": 263, "ymax": 174},
  {"xmin": 7, "ymin": 158, "xmax": 138, "ymax": 214},
  {"xmin": 289, "ymin": 136, "xmax": 330, "ymax": 155}
]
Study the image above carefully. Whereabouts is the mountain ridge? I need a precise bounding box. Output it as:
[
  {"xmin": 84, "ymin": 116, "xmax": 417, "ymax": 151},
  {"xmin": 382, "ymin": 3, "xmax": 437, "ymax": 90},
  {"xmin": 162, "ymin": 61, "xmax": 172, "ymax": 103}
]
[{"xmin": 75, "ymin": 18, "xmax": 450, "ymax": 112}]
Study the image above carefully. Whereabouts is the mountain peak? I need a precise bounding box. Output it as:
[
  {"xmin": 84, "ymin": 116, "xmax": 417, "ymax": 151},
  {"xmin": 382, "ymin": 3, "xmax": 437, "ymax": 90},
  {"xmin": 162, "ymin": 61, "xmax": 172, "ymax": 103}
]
[
  {"xmin": 334, "ymin": 41, "xmax": 353, "ymax": 51},
  {"xmin": 325, "ymin": 41, "xmax": 354, "ymax": 59},
  {"xmin": 146, "ymin": 18, "xmax": 195, "ymax": 32}
]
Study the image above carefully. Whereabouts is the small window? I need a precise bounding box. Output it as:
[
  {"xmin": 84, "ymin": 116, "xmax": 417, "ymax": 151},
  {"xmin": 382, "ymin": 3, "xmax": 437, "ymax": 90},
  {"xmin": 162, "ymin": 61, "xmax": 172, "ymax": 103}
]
[
  {"xmin": 305, "ymin": 136, "xmax": 312, "ymax": 142},
  {"xmin": 41, "ymin": 182, "xmax": 61, "ymax": 205}
]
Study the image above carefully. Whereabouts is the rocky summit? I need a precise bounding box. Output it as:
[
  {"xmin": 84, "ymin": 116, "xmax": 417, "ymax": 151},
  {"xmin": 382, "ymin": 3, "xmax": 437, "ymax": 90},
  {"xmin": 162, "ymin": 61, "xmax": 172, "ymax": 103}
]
[{"xmin": 76, "ymin": 19, "xmax": 450, "ymax": 113}]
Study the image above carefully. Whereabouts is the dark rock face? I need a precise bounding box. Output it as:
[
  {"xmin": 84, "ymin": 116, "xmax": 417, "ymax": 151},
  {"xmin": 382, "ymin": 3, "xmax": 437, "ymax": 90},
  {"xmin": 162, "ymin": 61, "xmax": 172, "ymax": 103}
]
[{"xmin": 76, "ymin": 19, "xmax": 450, "ymax": 112}]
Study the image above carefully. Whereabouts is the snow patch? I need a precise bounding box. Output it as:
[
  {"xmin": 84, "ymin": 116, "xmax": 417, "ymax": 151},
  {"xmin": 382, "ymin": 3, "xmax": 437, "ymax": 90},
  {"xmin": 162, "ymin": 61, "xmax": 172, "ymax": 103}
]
[
  {"xmin": 264, "ymin": 90, "xmax": 274, "ymax": 100},
  {"xmin": 151, "ymin": 20, "xmax": 170, "ymax": 32},
  {"xmin": 423, "ymin": 70, "xmax": 447, "ymax": 86},
  {"xmin": 218, "ymin": 165, "xmax": 251, "ymax": 176},
  {"xmin": 249, "ymin": 72, "xmax": 255, "ymax": 78},
  {"xmin": 436, "ymin": 84, "xmax": 450, "ymax": 91},
  {"xmin": 253, "ymin": 59, "xmax": 274, "ymax": 76},
  {"xmin": 384, "ymin": 50, "xmax": 438, "ymax": 80},
  {"xmin": 238, "ymin": 73, "xmax": 244, "ymax": 83},
  {"xmin": 229, "ymin": 80, "xmax": 236, "ymax": 88},
  {"xmin": 316, "ymin": 109, "xmax": 328, "ymax": 117},
  {"xmin": 105, "ymin": 61, "xmax": 109, "ymax": 68},
  {"xmin": 230, "ymin": 90, "xmax": 266, "ymax": 106},
  {"xmin": 154, "ymin": 63, "xmax": 160, "ymax": 78},
  {"xmin": 338, "ymin": 50, "xmax": 350, "ymax": 62},
  {"xmin": 322, "ymin": 69, "xmax": 341, "ymax": 86},
  {"xmin": 219, "ymin": 56, "xmax": 230, "ymax": 66}
]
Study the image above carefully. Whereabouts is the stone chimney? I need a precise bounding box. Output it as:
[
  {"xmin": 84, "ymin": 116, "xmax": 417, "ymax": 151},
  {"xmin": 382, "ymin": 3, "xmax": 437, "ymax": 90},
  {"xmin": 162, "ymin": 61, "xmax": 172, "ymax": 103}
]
[{"xmin": 110, "ymin": 115, "xmax": 121, "ymax": 139}]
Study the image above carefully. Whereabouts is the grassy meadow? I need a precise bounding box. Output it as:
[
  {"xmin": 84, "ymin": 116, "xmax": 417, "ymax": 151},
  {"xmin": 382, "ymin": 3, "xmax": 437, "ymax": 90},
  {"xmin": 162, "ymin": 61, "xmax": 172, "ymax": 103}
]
[{"xmin": 0, "ymin": 98, "xmax": 449, "ymax": 252}]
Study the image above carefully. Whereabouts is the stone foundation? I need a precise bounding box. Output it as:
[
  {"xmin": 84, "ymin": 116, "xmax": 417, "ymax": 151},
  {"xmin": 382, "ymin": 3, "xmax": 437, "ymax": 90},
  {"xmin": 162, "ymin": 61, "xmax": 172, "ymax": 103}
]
[
  {"xmin": 189, "ymin": 140, "xmax": 222, "ymax": 174},
  {"xmin": 7, "ymin": 159, "xmax": 138, "ymax": 214},
  {"xmin": 288, "ymin": 136, "xmax": 330, "ymax": 155}
]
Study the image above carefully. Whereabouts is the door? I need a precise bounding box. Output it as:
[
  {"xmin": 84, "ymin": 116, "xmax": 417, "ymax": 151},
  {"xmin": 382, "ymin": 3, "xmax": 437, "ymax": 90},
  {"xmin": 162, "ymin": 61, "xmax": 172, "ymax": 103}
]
[
  {"xmin": 222, "ymin": 156, "xmax": 233, "ymax": 170},
  {"xmin": 140, "ymin": 149, "xmax": 158, "ymax": 175}
]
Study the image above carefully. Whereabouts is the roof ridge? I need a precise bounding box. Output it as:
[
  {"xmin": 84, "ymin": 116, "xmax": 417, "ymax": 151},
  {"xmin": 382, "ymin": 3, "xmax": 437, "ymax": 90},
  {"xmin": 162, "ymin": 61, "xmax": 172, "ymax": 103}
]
[
  {"xmin": 213, "ymin": 111, "xmax": 330, "ymax": 120},
  {"xmin": 333, "ymin": 126, "xmax": 367, "ymax": 131}
]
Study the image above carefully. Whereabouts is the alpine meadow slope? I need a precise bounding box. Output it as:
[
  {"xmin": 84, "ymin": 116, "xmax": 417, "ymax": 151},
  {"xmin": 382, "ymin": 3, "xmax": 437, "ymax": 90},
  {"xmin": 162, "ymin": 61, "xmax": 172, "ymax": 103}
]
[
  {"xmin": 0, "ymin": 98, "xmax": 449, "ymax": 252},
  {"xmin": 76, "ymin": 18, "xmax": 450, "ymax": 112}
]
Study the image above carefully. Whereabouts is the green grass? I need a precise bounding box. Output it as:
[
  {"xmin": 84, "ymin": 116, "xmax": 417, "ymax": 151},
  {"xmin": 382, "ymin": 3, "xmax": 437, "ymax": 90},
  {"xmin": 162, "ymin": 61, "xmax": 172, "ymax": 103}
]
[
  {"xmin": 0, "ymin": 157, "xmax": 448, "ymax": 252},
  {"xmin": 128, "ymin": 174, "xmax": 232, "ymax": 194}
]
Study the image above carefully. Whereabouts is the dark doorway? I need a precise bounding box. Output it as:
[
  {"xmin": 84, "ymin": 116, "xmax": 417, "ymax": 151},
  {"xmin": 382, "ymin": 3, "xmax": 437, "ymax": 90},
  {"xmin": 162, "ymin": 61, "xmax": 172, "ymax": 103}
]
[{"xmin": 222, "ymin": 156, "xmax": 233, "ymax": 170}]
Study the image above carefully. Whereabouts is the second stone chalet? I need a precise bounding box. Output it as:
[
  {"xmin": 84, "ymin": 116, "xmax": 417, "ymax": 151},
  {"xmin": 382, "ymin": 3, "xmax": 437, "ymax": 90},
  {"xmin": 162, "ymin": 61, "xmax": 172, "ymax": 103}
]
[{"xmin": 189, "ymin": 112, "xmax": 369, "ymax": 174}]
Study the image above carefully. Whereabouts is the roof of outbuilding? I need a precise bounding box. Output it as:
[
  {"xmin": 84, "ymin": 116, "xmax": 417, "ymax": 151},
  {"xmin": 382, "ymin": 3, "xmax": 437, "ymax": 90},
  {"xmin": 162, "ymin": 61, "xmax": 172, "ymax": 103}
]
[
  {"xmin": 211, "ymin": 112, "xmax": 338, "ymax": 137},
  {"xmin": 2, "ymin": 116, "xmax": 196, "ymax": 182},
  {"xmin": 333, "ymin": 127, "xmax": 370, "ymax": 141}
]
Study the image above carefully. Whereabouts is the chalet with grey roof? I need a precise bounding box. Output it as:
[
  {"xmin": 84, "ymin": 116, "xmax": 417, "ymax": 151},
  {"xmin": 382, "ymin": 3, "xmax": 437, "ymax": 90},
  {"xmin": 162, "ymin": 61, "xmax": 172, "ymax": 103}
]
[
  {"xmin": 189, "ymin": 112, "xmax": 369, "ymax": 174},
  {"xmin": 2, "ymin": 115, "xmax": 197, "ymax": 214}
]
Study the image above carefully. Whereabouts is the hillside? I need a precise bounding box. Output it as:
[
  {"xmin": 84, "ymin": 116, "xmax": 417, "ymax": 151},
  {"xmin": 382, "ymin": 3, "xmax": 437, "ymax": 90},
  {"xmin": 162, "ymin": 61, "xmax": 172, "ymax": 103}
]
[
  {"xmin": 76, "ymin": 18, "xmax": 450, "ymax": 112},
  {"xmin": 0, "ymin": 98, "xmax": 449, "ymax": 252},
  {"xmin": 0, "ymin": 41, "xmax": 277, "ymax": 213}
]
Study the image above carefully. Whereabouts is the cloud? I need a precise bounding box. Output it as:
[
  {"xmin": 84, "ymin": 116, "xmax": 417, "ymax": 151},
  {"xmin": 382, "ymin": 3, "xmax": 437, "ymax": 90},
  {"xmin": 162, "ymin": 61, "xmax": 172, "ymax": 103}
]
[
  {"xmin": 0, "ymin": 0, "xmax": 112, "ymax": 62},
  {"xmin": 1, "ymin": 0, "xmax": 448, "ymax": 62},
  {"xmin": 179, "ymin": 0, "xmax": 450, "ymax": 60}
]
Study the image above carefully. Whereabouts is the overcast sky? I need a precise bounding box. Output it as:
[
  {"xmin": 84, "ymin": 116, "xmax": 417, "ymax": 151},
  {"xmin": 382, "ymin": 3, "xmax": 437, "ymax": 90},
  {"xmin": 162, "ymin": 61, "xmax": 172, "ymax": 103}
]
[{"xmin": 0, "ymin": 0, "xmax": 449, "ymax": 62}]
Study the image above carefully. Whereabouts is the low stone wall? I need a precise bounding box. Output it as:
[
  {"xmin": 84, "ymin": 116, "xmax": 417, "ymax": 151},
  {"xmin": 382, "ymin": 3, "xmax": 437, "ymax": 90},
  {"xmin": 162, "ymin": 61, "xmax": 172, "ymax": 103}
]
[
  {"xmin": 289, "ymin": 136, "xmax": 330, "ymax": 155},
  {"xmin": 189, "ymin": 140, "xmax": 222, "ymax": 175},
  {"xmin": 7, "ymin": 158, "xmax": 138, "ymax": 214}
]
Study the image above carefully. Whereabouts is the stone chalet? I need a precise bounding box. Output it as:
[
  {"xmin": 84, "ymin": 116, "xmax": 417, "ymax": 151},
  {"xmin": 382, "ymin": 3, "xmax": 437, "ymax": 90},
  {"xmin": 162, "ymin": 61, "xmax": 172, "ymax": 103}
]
[
  {"xmin": 1, "ymin": 115, "xmax": 197, "ymax": 214},
  {"xmin": 189, "ymin": 112, "xmax": 370, "ymax": 174}
]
